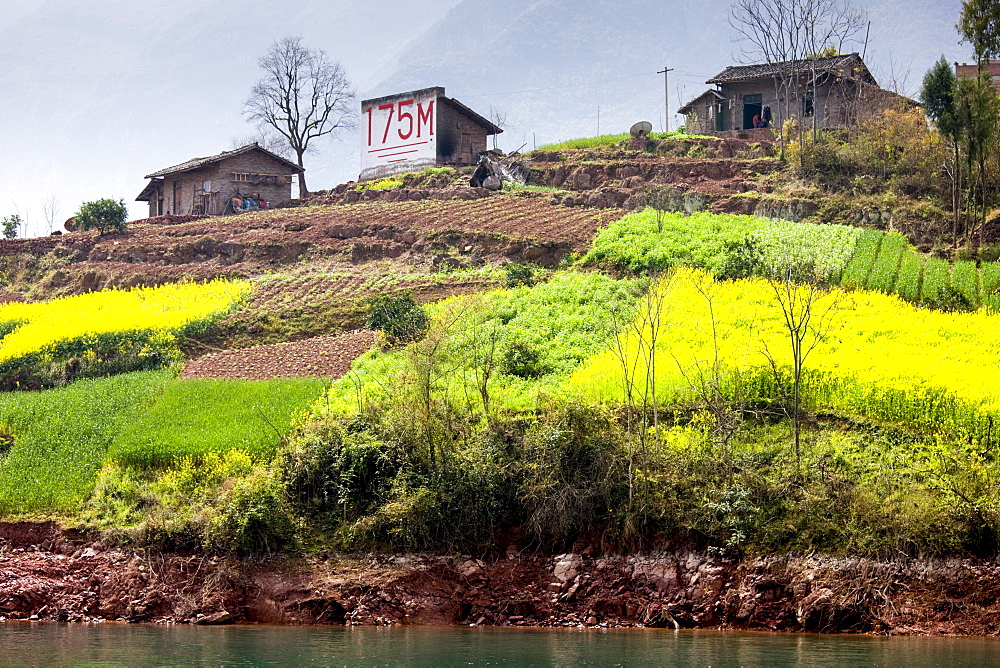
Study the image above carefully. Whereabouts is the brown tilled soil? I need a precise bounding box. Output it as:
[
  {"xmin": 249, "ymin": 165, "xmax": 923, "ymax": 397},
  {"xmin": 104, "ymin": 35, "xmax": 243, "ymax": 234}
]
[
  {"xmin": 1, "ymin": 195, "xmax": 620, "ymax": 297},
  {"xmin": 182, "ymin": 330, "xmax": 375, "ymax": 380},
  {"xmin": 2, "ymin": 522, "xmax": 1000, "ymax": 633}
]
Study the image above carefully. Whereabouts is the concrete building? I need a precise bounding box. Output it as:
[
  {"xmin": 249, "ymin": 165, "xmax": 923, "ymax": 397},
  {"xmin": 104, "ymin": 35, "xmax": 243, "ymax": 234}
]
[
  {"xmin": 679, "ymin": 53, "xmax": 907, "ymax": 134},
  {"xmin": 136, "ymin": 144, "xmax": 303, "ymax": 217},
  {"xmin": 360, "ymin": 86, "xmax": 502, "ymax": 181}
]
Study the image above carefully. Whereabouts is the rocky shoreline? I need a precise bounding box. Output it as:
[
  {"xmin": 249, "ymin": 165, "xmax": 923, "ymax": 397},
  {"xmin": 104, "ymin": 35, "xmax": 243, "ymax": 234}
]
[{"xmin": 2, "ymin": 522, "xmax": 998, "ymax": 634}]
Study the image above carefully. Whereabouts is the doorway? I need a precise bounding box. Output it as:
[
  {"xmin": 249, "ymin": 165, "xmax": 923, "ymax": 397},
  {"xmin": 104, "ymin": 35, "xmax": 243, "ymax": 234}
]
[{"xmin": 742, "ymin": 94, "xmax": 762, "ymax": 130}]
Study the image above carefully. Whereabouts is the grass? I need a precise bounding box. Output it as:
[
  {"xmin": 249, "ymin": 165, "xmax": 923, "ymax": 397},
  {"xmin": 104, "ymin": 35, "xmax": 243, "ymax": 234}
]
[
  {"xmin": 536, "ymin": 131, "xmax": 716, "ymax": 151},
  {"xmin": 0, "ymin": 370, "xmax": 172, "ymax": 514},
  {"xmin": 109, "ymin": 377, "xmax": 330, "ymax": 468},
  {"xmin": 0, "ymin": 372, "xmax": 328, "ymax": 514}
]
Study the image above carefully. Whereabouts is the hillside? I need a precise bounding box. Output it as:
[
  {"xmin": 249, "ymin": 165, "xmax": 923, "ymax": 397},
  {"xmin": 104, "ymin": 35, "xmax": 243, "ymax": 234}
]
[
  {"xmin": 2, "ymin": 0, "xmax": 968, "ymax": 232},
  {"xmin": 5, "ymin": 132, "xmax": 1000, "ymax": 632}
]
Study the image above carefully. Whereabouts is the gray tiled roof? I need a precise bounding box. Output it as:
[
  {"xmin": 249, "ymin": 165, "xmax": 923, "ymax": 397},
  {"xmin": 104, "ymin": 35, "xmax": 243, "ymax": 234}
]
[
  {"xmin": 144, "ymin": 143, "xmax": 303, "ymax": 179},
  {"xmin": 707, "ymin": 53, "xmax": 875, "ymax": 85}
]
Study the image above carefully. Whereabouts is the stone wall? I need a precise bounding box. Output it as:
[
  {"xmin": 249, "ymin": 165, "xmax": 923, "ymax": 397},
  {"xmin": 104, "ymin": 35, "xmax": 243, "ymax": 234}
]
[{"xmin": 149, "ymin": 152, "xmax": 298, "ymax": 216}]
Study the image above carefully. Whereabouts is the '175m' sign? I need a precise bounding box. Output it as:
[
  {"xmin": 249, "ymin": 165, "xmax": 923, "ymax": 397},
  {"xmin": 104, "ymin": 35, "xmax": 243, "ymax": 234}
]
[{"xmin": 360, "ymin": 89, "xmax": 437, "ymax": 181}]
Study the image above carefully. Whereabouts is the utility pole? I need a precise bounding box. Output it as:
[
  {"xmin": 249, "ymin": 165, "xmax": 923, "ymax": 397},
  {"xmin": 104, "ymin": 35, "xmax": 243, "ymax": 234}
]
[{"xmin": 658, "ymin": 66, "xmax": 673, "ymax": 132}]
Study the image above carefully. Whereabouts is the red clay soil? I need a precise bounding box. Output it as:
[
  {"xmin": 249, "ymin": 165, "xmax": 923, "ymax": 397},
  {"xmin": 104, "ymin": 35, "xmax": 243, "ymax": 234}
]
[
  {"xmin": 2, "ymin": 522, "xmax": 1000, "ymax": 634},
  {"xmin": 1, "ymin": 195, "xmax": 620, "ymax": 296},
  {"xmin": 182, "ymin": 330, "xmax": 375, "ymax": 381}
]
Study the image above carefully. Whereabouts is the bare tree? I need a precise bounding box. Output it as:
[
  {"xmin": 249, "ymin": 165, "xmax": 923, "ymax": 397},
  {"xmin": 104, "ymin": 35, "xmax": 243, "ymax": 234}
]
[
  {"xmin": 41, "ymin": 194, "xmax": 59, "ymax": 235},
  {"xmin": 488, "ymin": 106, "xmax": 508, "ymax": 150},
  {"xmin": 606, "ymin": 273, "xmax": 671, "ymax": 517},
  {"xmin": 761, "ymin": 265, "xmax": 840, "ymax": 472},
  {"xmin": 670, "ymin": 271, "xmax": 756, "ymax": 481},
  {"xmin": 729, "ymin": 0, "xmax": 866, "ymax": 137},
  {"xmin": 230, "ymin": 127, "xmax": 293, "ymax": 160},
  {"xmin": 244, "ymin": 36, "xmax": 357, "ymax": 196}
]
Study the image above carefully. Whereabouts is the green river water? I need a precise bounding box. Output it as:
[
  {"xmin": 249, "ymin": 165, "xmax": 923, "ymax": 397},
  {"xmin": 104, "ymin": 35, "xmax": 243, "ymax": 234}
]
[{"xmin": 2, "ymin": 623, "xmax": 999, "ymax": 666}]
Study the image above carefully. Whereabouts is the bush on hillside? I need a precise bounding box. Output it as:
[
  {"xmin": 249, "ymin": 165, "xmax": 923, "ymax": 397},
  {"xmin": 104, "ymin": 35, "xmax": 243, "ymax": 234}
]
[
  {"xmin": 366, "ymin": 292, "xmax": 428, "ymax": 343},
  {"xmin": 75, "ymin": 198, "xmax": 128, "ymax": 236},
  {"xmin": 503, "ymin": 263, "xmax": 536, "ymax": 288}
]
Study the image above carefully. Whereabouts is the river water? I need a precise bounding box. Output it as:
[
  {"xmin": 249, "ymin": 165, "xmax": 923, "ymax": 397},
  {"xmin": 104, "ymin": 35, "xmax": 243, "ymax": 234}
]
[{"xmin": 2, "ymin": 623, "xmax": 999, "ymax": 666}]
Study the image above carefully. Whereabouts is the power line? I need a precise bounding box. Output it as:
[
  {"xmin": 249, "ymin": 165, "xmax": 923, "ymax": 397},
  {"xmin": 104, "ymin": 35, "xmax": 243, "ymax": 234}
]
[{"xmin": 459, "ymin": 71, "xmax": 661, "ymax": 98}]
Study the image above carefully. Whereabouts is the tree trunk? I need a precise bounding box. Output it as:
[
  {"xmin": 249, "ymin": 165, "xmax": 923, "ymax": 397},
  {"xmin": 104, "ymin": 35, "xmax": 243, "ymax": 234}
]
[
  {"xmin": 296, "ymin": 151, "xmax": 309, "ymax": 197},
  {"xmin": 953, "ymin": 140, "xmax": 961, "ymax": 245}
]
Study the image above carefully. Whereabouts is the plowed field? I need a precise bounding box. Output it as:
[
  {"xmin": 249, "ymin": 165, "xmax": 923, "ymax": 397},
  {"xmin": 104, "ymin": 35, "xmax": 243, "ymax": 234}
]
[
  {"xmin": 182, "ymin": 329, "xmax": 374, "ymax": 380},
  {"xmin": 8, "ymin": 194, "xmax": 620, "ymax": 296}
]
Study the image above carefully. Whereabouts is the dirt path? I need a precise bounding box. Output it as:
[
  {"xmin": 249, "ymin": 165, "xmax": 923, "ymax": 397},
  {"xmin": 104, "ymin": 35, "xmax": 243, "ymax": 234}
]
[{"xmin": 182, "ymin": 330, "xmax": 375, "ymax": 381}]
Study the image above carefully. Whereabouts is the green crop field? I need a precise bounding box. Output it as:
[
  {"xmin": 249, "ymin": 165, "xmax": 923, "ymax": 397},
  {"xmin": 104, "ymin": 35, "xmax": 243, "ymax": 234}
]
[
  {"xmin": 109, "ymin": 376, "xmax": 329, "ymax": 468},
  {"xmin": 587, "ymin": 209, "xmax": 1000, "ymax": 313},
  {"xmin": 0, "ymin": 372, "xmax": 328, "ymax": 514},
  {"xmin": 866, "ymin": 233, "xmax": 906, "ymax": 294},
  {"xmin": 0, "ymin": 370, "xmax": 172, "ymax": 513}
]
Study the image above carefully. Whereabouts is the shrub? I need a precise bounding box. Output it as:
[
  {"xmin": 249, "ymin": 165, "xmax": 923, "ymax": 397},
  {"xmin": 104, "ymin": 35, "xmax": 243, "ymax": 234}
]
[
  {"xmin": 502, "ymin": 339, "xmax": 547, "ymax": 378},
  {"xmin": 2, "ymin": 214, "xmax": 21, "ymax": 239},
  {"xmin": 503, "ymin": 263, "xmax": 535, "ymax": 288},
  {"xmin": 205, "ymin": 468, "xmax": 297, "ymax": 555},
  {"xmin": 76, "ymin": 198, "xmax": 128, "ymax": 236},
  {"xmin": 717, "ymin": 237, "xmax": 764, "ymax": 280},
  {"xmin": 282, "ymin": 417, "xmax": 401, "ymax": 517},
  {"xmin": 366, "ymin": 292, "xmax": 428, "ymax": 343}
]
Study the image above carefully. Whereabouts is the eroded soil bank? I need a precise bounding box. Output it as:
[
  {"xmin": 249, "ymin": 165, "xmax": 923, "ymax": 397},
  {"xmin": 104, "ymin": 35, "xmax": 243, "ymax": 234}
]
[{"xmin": 2, "ymin": 522, "xmax": 997, "ymax": 634}]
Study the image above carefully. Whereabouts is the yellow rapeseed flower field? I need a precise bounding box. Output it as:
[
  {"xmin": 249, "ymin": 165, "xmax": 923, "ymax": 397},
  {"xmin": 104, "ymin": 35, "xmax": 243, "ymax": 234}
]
[
  {"xmin": 571, "ymin": 268, "xmax": 1000, "ymax": 438},
  {"xmin": 0, "ymin": 280, "xmax": 250, "ymax": 366}
]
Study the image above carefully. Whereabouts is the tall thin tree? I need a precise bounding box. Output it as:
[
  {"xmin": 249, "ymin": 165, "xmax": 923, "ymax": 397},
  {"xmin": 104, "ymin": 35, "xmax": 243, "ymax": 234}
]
[{"xmin": 921, "ymin": 56, "xmax": 963, "ymax": 242}]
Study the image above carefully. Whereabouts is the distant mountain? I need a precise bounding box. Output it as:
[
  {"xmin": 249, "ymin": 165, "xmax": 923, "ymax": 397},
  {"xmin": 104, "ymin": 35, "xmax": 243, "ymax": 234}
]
[{"xmin": 371, "ymin": 0, "xmax": 968, "ymax": 153}]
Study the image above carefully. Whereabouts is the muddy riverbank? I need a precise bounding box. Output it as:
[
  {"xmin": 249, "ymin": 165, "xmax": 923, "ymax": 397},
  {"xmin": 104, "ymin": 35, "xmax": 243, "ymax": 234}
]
[{"xmin": 2, "ymin": 521, "xmax": 997, "ymax": 634}]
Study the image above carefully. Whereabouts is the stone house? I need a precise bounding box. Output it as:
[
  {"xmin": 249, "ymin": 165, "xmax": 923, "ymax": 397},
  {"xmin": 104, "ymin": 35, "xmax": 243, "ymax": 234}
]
[
  {"xmin": 136, "ymin": 143, "xmax": 304, "ymax": 217},
  {"xmin": 360, "ymin": 86, "xmax": 502, "ymax": 181},
  {"xmin": 679, "ymin": 53, "xmax": 904, "ymax": 134}
]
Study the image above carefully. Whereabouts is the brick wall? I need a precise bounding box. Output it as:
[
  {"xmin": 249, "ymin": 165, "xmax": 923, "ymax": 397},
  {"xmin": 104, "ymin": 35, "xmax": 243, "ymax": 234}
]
[{"xmin": 436, "ymin": 100, "xmax": 489, "ymax": 166}]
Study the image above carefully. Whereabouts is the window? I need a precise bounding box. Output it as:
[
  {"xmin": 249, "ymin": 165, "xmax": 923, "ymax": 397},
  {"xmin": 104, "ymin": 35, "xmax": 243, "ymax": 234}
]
[{"xmin": 233, "ymin": 172, "xmax": 251, "ymax": 182}]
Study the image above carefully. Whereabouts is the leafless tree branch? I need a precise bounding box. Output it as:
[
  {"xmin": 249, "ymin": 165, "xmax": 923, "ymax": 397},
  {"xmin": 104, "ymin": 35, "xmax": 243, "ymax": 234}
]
[{"xmin": 244, "ymin": 36, "xmax": 357, "ymax": 195}]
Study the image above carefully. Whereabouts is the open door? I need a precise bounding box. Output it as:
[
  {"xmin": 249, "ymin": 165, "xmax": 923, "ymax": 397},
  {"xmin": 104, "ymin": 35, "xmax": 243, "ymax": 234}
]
[{"xmin": 742, "ymin": 94, "xmax": 762, "ymax": 129}]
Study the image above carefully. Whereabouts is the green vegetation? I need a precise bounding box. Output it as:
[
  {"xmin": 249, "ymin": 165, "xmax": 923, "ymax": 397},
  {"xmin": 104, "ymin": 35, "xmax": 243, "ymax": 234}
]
[
  {"xmin": 355, "ymin": 177, "xmax": 403, "ymax": 191},
  {"xmin": 275, "ymin": 268, "xmax": 1000, "ymax": 556},
  {"xmin": 366, "ymin": 292, "xmax": 428, "ymax": 344},
  {"xmin": 1, "ymin": 214, "xmax": 21, "ymax": 239},
  {"xmin": 108, "ymin": 376, "xmax": 329, "ymax": 468},
  {"xmin": 587, "ymin": 209, "xmax": 861, "ymax": 280},
  {"xmin": 0, "ymin": 370, "xmax": 172, "ymax": 513},
  {"xmin": 75, "ymin": 198, "xmax": 128, "ymax": 235},
  {"xmin": 586, "ymin": 209, "xmax": 1000, "ymax": 311},
  {"xmin": 0, "ymin": 372, "xmax": 326, "ymax": 517},
  {"xmin": 536, "ymin": 131, "xmax": 716, "ymax": 151}
]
